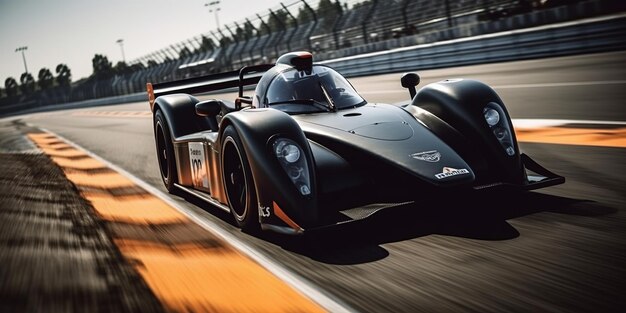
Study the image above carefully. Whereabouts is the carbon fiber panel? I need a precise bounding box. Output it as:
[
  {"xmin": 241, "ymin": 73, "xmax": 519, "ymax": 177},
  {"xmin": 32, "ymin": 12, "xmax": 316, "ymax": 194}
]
[{"xmin": 339, "ymin": 201, "xmax": 414, "ymax": 221}]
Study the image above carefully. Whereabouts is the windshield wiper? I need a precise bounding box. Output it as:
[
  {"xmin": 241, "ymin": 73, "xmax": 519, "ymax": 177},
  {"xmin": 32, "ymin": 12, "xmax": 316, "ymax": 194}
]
[
  {"xmin": 318, "ymin": 82, "xmax": 337, "ymax": 112},
  {"xmin": 268, "ymin": 99, "xmax": 331, "ymax": 112}
]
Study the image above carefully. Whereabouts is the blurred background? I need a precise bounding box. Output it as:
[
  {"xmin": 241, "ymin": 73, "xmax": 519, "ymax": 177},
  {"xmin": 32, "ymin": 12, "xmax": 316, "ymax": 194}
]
[{"xmin": 1, "ymin": 0, "xmax": 624, "ymax": 115}]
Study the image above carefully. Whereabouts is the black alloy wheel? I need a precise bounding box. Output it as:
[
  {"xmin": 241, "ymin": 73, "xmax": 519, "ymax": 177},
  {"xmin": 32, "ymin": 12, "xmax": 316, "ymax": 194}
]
[{"xmin": 221, "ymin": 125, "xmax": 258, "ymax": 231}]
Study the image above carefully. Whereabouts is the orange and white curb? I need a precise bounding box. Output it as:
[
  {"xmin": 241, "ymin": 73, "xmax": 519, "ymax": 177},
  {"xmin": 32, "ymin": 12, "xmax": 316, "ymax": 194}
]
[
  {"xmin": 513, "ymin": 119, "xmax": 626, "ymax": 148},
  {"xmin": 27, "ymin": 131, "xmax": 353, "ymax": 313}
]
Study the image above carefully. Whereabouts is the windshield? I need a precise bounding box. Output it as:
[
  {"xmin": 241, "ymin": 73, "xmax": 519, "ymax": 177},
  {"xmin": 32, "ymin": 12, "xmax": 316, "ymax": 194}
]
[{"xmin": 265, "ymin": 65, "xmax": 366, "ymax": 114}]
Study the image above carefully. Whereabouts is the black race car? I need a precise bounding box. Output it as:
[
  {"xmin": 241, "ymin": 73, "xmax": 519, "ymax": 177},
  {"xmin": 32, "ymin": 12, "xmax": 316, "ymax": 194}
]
[{"xmin": 147, "ymin": 51, "xmax": 564, "ymax": 235}]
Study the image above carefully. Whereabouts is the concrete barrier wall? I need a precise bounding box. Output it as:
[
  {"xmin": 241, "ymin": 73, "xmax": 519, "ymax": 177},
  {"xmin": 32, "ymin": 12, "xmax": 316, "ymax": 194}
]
[{"xmin": 0, "ymin": 93, "xmax": 147, "ymax": 118}]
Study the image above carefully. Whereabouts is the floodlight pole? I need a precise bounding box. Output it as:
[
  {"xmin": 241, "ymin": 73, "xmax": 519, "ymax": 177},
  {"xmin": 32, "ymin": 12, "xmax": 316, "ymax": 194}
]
[
  {"xmin": 116, "ymin": 39, "xmax": 126, "ymax": 63},
  {"xmin": 15, "ymin": 46, "xmax": 29, "ymax": 74},
  {"xmin": 205, "ymin": 1, "xmax": 221, "ymax": 29}
]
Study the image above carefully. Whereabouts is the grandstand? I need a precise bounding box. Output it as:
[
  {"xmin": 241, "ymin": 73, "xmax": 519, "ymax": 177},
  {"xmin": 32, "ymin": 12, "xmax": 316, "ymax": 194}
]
[
  {"xmin": 122, "ymin": 0, "xmax": 613, "ymax": 87},
  {"xmin": 2, "ymin": 0, "xmax": 621, "ymax": 108}
]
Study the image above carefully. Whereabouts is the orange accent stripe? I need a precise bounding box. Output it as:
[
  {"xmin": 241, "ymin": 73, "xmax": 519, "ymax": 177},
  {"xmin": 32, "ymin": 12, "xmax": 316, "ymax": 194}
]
[
  {"xmin": 28, "ymin": 132, "xmax": 325, "ymax": 313},
  {"xmin": 272, "ymin": 202, "xmax": 304, "ymax": 232},
  {"xmin": 297, "ymin": 52, "xmax": 313, "ymax": 58},
  {"xmin": 516, "ymin": 127, "xmax": 626, "ymax": 148},
  {"xmin": 147, "ymin": 82, "xmax": 155, "ymax": 111}
]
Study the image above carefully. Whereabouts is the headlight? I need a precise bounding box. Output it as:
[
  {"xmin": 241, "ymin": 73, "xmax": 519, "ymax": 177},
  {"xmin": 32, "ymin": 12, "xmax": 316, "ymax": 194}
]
[
  {"xmin": 483, "ymin": 103, "xmax": 515, "ymax": 156},
  {"xmin": 484, "ymin": 108, "xmax": 500, "ymax": 126},
  {"xmin": 273, "ymin": 138, "xmax": 311, "ymax": 196},
  {"xmin": 275, "ymin": 141, "xmax": 300, "ymax": 163}
]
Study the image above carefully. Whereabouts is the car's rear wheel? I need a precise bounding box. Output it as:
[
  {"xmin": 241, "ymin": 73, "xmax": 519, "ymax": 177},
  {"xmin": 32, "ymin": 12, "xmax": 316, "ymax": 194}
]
[
  {"xmin": 154, "ymin": 109, "xmax": 177, "ymax": 193},
  {"xmin": 222, "ymin": 125, "xmax": 258, "ymax": 232}
]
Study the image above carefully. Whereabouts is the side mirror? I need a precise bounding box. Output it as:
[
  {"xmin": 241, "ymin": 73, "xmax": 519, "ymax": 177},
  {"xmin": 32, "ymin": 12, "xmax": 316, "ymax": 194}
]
[
  {"xmin": 401, "ymin": 73, "xmax": 420, "ymax": 99},
  {"xmin": 195, "ymin": 100, "xmax": 222, "ymax": 117}
]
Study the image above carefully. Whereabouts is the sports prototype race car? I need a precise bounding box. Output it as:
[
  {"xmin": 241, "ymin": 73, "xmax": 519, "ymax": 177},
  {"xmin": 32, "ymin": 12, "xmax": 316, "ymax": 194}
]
[{"xmin": 147, "ymin": 51, "xmax": 564, "ymax": 235}]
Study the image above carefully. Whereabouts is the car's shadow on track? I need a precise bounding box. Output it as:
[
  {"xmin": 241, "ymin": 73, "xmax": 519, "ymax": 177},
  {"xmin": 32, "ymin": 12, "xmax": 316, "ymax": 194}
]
[
  {"xmin": 177, "ymin": 188, "xmax": 615, "ymax": 265},
  {"xmin": 258, "ymin": 191, "xmax": 616, "ymax": 265}
]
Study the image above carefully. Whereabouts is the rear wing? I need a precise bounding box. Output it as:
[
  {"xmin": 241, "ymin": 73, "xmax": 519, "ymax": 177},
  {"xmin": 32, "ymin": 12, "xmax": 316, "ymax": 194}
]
[{"xmin": 146, "ymin": 64, "xmax": 274, "ymax": 112}]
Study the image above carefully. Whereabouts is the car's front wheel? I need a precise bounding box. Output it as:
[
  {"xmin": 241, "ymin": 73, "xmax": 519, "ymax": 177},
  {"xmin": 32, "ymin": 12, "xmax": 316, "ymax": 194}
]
[{"xmin": 221, "ymin": 125, "xmax": 259, "ymax": 232}]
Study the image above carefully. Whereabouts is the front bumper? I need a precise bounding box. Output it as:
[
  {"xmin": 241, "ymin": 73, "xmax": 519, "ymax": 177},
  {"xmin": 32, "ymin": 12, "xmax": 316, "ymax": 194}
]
[{"xmin": 260, "ymin": 153, "xmax": 565, "ymax": 235}]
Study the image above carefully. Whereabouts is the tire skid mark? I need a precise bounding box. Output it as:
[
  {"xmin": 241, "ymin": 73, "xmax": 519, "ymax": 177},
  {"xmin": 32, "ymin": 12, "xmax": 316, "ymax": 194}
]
[{"xmin": 27, "ymin": 132, "xmax": 327, "ymax": 313}]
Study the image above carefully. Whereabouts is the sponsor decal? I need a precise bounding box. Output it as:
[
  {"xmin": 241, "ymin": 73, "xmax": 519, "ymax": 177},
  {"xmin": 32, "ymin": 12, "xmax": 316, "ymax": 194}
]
[
  {"xmin": 188, "ymin": 142, "xmax": 209, "ymax": 188},
  {"xmin": 410, "ymin": 150, "xmax": 441, "ymax": 162},
  {"xmin": 435, "ymin": 167, "xmax": 470, "ymax": 179},
  {"xmin": 259, "ymin": 206, "xmax": 271, "ymax": 218}
]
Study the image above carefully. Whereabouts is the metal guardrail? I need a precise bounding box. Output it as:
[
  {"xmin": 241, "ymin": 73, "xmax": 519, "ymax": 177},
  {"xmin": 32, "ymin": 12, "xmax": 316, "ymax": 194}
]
[
  {"xmin": 0, "ymin": 93, "xmax": 148, "ymax": 118},
  {"xmin": 321, "ymin": 13, "xmax": 626, "ymax": 77}
]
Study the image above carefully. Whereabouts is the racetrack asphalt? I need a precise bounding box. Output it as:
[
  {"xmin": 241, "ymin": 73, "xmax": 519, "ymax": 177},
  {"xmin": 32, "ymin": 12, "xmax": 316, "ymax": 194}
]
[{"xmin": 1, "ymin": 51, "xmax": 625, "ymax": 312}]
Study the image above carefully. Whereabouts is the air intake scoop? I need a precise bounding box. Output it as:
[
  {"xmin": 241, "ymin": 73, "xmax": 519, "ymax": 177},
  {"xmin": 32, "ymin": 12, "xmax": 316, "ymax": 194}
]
[
  {"xmin": 276, "ymin": 51, "xmax": 313, "ymax": 73},
  {"xmin": 350, "ymin": 122, "xmax": 413, "ymax": 141}
]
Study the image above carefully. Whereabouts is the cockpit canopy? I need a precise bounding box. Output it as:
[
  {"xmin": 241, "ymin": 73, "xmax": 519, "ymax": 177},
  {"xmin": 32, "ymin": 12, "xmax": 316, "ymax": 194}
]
[{"xmin": 261, "ymin": 65, "xmax": 366, "ymax": 114}]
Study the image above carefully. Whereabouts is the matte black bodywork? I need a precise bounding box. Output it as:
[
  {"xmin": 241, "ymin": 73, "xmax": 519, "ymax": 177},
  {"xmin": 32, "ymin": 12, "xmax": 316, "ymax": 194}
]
[{"xmin": 148, "ymin": 52, "xmax": 564, "ymax": 234}]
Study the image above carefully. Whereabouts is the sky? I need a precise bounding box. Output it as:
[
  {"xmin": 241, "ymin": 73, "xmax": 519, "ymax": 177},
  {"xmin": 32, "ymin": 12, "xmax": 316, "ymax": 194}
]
[{"xmin": 0, "ymin": 0, "xmax": 295, "ymax": 82}]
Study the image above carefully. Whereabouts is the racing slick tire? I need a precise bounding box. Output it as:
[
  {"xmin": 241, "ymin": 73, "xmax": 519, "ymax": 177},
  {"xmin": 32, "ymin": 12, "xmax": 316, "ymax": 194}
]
[
  {"xmin": 221, "ymin": 125, "xmax": 259, "ymax": 232},
  {"xmin": 154, "ymin": 109, "xmax": 178, "ymax": 193}
]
